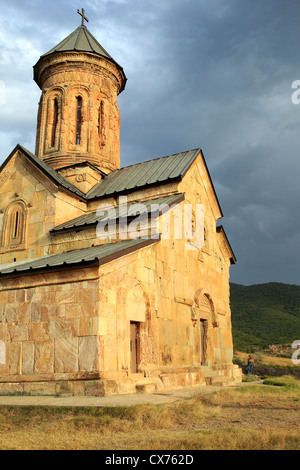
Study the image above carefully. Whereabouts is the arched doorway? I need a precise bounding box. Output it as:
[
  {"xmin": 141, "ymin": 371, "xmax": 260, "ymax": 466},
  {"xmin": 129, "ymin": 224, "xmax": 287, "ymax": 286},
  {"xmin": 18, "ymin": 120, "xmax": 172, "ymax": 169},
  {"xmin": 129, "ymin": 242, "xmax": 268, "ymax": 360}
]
[
  {"xmin": 118, "ymin": 278, "xmax": 157, "ymax": 374},
  {"xmin": 192, "ymin": 290, "xmax": 217, "ymax": 366},
  {"xmin": 125, "ymin": 282, "xmax": 146, "ymax": 374}
]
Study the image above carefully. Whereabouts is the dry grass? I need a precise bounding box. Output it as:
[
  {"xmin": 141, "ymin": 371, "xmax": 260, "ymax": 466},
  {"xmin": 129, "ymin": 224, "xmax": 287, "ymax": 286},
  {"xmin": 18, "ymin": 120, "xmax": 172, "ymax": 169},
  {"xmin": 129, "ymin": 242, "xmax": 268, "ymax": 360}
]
[
  {"xmin": 0, "ymin": 378, "xmax": 300, "ymax": 450},
  {"xmin": 235, "ymin": 350, "xmax": 297, "ymax": 368}
]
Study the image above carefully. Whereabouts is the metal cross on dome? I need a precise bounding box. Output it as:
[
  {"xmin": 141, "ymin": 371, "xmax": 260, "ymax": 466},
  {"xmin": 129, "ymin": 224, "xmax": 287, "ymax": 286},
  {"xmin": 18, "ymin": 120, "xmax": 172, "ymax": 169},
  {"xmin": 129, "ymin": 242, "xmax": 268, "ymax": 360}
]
[{"xmin": 77, "ymin": 8, "xmax": 89, "ymax": 26}]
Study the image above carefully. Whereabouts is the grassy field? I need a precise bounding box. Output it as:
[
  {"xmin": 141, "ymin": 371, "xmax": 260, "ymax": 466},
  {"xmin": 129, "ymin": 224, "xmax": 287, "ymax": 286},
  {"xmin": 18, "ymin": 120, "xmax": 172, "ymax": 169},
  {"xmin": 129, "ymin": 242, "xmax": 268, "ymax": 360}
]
[
  {"xmin": 0, "ymin": 376, "xmax": 300, "ymax": 450},
  {"xmin": 234, "ymin": 349, "xmax": 297, "ymax": 368}
]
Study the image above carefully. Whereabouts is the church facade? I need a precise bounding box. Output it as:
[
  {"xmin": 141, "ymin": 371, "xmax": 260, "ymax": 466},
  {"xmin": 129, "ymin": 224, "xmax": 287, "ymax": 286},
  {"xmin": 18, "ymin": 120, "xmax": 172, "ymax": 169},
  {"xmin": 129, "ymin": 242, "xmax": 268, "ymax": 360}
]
[{"xmin": 0, "ymin": 15, "xmax": 242, "ymax": 396}]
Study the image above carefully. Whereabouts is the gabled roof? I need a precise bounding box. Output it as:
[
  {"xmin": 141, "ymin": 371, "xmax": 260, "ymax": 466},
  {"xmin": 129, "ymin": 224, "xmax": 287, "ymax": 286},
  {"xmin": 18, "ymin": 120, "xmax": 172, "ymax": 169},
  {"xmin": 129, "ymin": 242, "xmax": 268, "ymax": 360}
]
[
  {"xmin": 51, "ymin": 193, "xmax": 185, "ymax": 233},
  {"xmin": 86, "ymin": 149, "xmax": 201, "ymax": 199},
  {"xmin": 85, "ymin": 147, "xmax": 223, "ymax": 218},
  {"xmin": 0, "ymin": 238, "xmax": 158, "ymax": 277},
  {"xmin": 0, "ymin": 145, "xmax": 86, "ymax": 199},
  {"xmin": 0, "ymin": 145, "xmax": 223, "ymax": 218}
]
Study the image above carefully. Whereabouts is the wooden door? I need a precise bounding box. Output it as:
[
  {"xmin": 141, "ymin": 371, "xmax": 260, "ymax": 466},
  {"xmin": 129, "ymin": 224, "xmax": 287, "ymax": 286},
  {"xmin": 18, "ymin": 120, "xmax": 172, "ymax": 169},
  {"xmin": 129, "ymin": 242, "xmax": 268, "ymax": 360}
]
[{"xmin": 130, "ymin": 322, "xmax": 138, "ymax": 373}]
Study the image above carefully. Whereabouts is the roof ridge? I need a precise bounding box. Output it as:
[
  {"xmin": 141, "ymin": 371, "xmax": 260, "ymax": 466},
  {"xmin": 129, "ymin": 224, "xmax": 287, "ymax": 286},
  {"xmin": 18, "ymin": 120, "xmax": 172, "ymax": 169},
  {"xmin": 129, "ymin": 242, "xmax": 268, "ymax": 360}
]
[
  {"xmin": 42, "ymin": 26, "xmax": 81, "ymax": 56},
  {"xmin": 84, "ymin": 26, "xmax": 112, "ymax": 58},
  {"xmin": 74, "ymin": 26, "xmax": 82, "ymax": 50},
  {"xmin": 118, "ymin": 148, "xmax": 201, "ymax": 171},
  {"xmin": 85, "ymin": 148, "xmax": 201, "ymax": 199},
  {"xmin": 82, "ymin": 26, "xmax": 94, "ymax": 52}
]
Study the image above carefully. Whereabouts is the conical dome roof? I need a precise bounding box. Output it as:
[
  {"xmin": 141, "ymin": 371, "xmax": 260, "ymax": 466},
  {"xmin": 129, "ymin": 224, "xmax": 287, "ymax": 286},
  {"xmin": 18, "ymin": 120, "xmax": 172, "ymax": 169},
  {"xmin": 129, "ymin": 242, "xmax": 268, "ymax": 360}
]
[
  {"xmin": 42, "ymin": 25, "xmax": 113, "ymax": 61},
  {"xmin": 33, "ymin": 24, "xmax": 126, "ymax": 92}
]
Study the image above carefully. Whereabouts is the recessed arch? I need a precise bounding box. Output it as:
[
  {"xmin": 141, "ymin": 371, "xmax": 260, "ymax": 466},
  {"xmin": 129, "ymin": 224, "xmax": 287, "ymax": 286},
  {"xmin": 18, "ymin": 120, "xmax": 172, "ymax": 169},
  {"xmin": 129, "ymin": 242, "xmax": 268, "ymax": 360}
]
[
  {"xmin": 117, "ymin": 277, "xmax": 158, "ymax": 371},
  {"xmin": 65, "ymin": 86, "xmax": 90, "ymax": 150},
  {"xmin": 192, "ymin": 289, "xmax": 218, "ymax": 366},
  {"xmin": 1, "ymin": 199, "xmax": 28, "ymax": 251},
  {"xmin": 193, "ymin": 288, "xmax": 217, "ymax": 324},
  {"xmin": 43, "ymin": 88, "xmax": 63, "ymax": 153},
  {"xmin": 118, "ymin": 277, "xmax": 150, "ymax": 323}
]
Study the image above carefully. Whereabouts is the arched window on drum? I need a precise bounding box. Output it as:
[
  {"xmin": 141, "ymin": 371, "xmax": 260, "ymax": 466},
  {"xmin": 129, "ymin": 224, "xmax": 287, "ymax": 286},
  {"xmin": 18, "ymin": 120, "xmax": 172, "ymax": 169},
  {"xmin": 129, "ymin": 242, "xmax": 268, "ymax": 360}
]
[{"xmin": 75, "ymin": 96, "xmax": 83, "ymax": 145}]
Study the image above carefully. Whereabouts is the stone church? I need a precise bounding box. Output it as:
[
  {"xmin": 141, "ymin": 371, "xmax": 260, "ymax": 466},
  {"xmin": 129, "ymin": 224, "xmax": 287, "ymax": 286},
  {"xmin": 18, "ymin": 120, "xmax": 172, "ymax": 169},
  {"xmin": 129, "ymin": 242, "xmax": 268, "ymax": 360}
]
[{"xmin": 0, "ymin": 12, "xmax": 241, "ymax": 396}]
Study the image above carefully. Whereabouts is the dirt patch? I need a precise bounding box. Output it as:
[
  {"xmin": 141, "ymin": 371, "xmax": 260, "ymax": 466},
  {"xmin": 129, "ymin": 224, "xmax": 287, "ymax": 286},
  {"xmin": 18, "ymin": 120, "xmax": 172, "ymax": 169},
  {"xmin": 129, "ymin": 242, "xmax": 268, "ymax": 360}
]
[
  {"xmin": 195, "ymin": 400, "xmax": 300, "ymax": 431},
  {"xmin": 192, "ymin": 385, "xmax": 300, "ymax": 431}
]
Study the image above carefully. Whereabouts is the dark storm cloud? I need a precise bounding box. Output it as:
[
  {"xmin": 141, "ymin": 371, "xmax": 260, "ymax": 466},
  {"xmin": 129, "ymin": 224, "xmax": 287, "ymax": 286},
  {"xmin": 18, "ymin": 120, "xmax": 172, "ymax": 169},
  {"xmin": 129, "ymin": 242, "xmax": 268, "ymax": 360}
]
[{"xmin": 0, "ymin": 0, "xmax": 299, "ymax": 285}]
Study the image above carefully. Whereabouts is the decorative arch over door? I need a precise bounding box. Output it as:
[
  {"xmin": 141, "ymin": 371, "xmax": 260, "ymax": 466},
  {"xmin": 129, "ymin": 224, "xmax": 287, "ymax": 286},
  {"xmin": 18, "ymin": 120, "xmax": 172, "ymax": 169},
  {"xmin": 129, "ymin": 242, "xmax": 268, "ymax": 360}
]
[
  {"xmin": 118, "ymin": 277, "xmax": 158, "ymax": 372},
  {"xmin": 192, "ymin": 289, "xmax": 218, "ymax": 366},
  {"xmin": 192, "ymin": 289, "xmax": 217, "ymax": 325}
]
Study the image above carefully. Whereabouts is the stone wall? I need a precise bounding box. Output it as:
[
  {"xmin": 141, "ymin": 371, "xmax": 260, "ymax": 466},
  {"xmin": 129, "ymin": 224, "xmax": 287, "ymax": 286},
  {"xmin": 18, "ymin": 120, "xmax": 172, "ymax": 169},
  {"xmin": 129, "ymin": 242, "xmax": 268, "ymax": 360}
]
[{"xmin": 0, "ymin": 268, "xmax": 101, "ymax": 384}]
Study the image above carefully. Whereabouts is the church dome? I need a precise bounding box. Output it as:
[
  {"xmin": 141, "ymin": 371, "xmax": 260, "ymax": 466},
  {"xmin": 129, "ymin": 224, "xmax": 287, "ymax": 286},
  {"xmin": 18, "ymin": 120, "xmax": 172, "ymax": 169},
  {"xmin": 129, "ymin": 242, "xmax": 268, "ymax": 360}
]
[
  {"xmin": 33, "ymin": 11, "xmax": 126, "ymax": 172},
  {"xmin": 34, "ymin": 24, "xmax": 126, "ymax": 92}
]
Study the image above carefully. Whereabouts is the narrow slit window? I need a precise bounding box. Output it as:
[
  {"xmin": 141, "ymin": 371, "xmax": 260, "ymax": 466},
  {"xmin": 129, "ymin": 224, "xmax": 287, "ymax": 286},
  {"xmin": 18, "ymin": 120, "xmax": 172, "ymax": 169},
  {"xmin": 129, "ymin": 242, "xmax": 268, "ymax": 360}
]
[
  {"xmin": 97, "ymin": 104, "xmax": 101, "ymax": 143},
  {"xmin": 1, "ymin": 201, "xmax": 27, "ymax": 250},
  {"xmin": 75, "ymin": 96, "xmax": 82, "ymax": 145},
  {"xmin": 98, "ymin": 101, "xmax": 104, "ymax": 147},
  {"xmin": 51, "ymin": 98, "xmax": 59, "ymax": 147},
  {"xmin": 13, "ymin": 211, "xmax": 19, "ymax": 239}
]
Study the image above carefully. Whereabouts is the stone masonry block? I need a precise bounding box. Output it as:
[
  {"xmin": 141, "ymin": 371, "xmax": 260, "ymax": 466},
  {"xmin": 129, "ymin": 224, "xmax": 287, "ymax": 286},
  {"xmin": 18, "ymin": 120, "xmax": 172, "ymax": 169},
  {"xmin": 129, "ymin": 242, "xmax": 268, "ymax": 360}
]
[
  {"xmin": 34, "ymin": 340, "xmax": 54, "ymax": 374},
  {"xmin": 50, "ymin": 318, "xmax": 73, "ymax": 339},
  {"xmin": 79, "ymin": 336, "xmax": 100, "ymax": 372},
  {"xmin": 54, "ymin": 337, "xmax": 78, "ymax": 373},
  {"xmin": 22, "ymin": 341, "xmax": 35, "ymax": 375}
]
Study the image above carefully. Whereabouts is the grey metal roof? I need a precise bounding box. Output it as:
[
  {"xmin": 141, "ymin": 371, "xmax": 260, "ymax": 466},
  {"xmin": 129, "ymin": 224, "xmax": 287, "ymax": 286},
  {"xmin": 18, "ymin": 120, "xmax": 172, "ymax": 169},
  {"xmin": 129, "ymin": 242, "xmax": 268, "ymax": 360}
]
[
  {"xmin": 51, "ymin": 193, "xmax": 185, "ymax": 233},
  {"xmin": 86, "ymin": 149, "xmax": 201, "ymax": 199},
  {"xmin": 0, "ymin": 146, "xmax": 200, "ymax": 202},
  {"xmin": 42, "ymin": 25, "xmax": 113, "ymax": 60},
  {"xmin": 36, "ymin": 25, "xmax": 126, "ymax": 91},
  {"xmin": 3, "ymin": 145, "xmax": 223, "ymax": 217},
  {"xmin": 0, "ymin": 238, "xmax": 158, "ymax": 276}
]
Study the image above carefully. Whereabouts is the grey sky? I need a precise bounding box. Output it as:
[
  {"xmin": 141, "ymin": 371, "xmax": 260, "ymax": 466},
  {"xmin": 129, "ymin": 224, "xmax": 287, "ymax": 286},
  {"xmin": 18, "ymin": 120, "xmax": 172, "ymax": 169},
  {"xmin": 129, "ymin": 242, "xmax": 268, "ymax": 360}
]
[{"xmin": 0, "ymin": 0, "xmax": 299, "ymax": 286}]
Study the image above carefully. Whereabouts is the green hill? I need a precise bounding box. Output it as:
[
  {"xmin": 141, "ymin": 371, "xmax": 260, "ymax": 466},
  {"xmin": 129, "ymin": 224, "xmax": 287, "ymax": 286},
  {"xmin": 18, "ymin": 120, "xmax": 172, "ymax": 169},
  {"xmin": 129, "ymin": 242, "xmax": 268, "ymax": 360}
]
[{"xmin": 230, "ymin": 282, "xmax": 300, "ymax": 352}]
